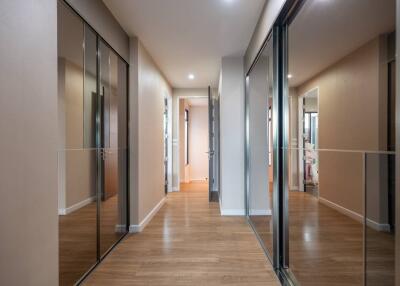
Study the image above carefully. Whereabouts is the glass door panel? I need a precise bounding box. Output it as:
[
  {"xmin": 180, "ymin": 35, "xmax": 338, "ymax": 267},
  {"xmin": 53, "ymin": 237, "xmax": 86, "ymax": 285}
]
[
  {"xmin": 58, "ymin": 2, "xmax": 97, "ymax": 285},
  {"xmin": 246, "ymin": 38, "xmax": 274, "ymax": 259},
  {"xmin": 99, "ymin": 41, "xmax": 128, "ymax": 256},
  {"xmin": 58, "ymin": 1, "xmax": 129, "ymax": 283},
  {"xmin": 284, "ymin": 0, "xmax": 396, "ymax": 284}
]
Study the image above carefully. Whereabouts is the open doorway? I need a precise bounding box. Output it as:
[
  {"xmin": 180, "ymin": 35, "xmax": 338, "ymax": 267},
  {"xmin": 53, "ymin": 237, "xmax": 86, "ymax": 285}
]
[
  {"xmin": 298, "ymin": 87, "xmax": 319, "ymax": 197},
  {"xmin": 178, "ymin": 96, "xmax": 210, "ymax": 193},
  {"xmin": 172, "ymin": 88, "xmax": 220, "ymax": 202}
]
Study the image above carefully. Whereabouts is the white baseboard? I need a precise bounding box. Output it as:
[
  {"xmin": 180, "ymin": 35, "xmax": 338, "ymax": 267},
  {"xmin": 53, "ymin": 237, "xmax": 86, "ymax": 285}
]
[
  {"xmin": 58, "ymin": 196, "xmax": 96, "ymax": 215},
  {"xmin": 172, "ymin": 187, "xmax": 179, "ymax": 192},
  {"xmin": 366, "ymin": 219, "xmax": 391, "ymax": 232},
  {"xmin": 129, "ymin": 196, "xmax": 167, "ymax": 233},
  {"xmin": 220, "ymin": 209, "xmax": 245, "ymax": 216},
  {"xmin": 249, "ymin": 209, "xmax": 272, "ymax": 216},
  {"xmin": 115, "ymin": 224, "xmax": 128, "ymax": 233},
  {"xmin": 190, "ymin": 179, "xmax": 207, "ymax": 183},
  {"xmin": 319, "ymin": 197, "xmax": 390, "ymax": 232}
]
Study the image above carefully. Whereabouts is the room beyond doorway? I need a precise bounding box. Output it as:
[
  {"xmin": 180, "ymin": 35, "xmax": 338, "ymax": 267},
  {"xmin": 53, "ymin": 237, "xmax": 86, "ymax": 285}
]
[
  {"xmin": 179, "ymin": 97, "xmax": 209, "ymax": 185},
  {"xmin": 172, "ymin": 88, "xmax": 220, "ymax": 203}
]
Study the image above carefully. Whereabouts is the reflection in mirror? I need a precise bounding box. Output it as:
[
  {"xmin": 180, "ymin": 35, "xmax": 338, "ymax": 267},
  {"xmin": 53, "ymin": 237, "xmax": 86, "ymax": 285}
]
[
  {"xmin": 99, "ymin": 41, "xmax": 128, "ymax": 256},
  {"xmin": 58, "ymin": 2, "xmax": 97, "ymax": 285},
  {"xmin": 247, "ymin": 39, "xmax": 274, "ymax": 257},
  {"xmin": 286, "ymin": 0, "xmax": 396, "ymax": 285}
]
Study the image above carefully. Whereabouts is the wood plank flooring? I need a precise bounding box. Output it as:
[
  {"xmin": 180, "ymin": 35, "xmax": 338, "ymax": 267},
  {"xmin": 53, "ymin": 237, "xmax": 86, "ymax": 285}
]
[{"xmin": 84, "ymin": 183, "xmax": 280, "ymax": 285}]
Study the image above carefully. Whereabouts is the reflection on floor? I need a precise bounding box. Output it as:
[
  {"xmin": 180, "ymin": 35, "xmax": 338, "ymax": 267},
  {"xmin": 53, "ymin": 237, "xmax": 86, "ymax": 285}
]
[
  {"xmin": 305, "ymin": 183, "xmax": 318, "ymax": 197},
  {"xmin": 59, "ymin": 195, "xmax": 126, "ymax": 286},
  {"xmin": 250, "ymin": 191, "xmax": 394, "ymax": 286},
  {"xmin": 289, "ymin": 191, "xmax": 364, "ymax": 286},
  {"xmin": 59, "ymin": 200, "xmax": 97, "ymax": 286},
  {"xmin": 289, "ymin": 191, "xmax": 395, "ymax": 286},
  {"xmin": 84, "ymin": 183, "xmax": 280, "ymax": 285},
  {"xmin": 99, "ymin": 195, "xmax": 126, "ymax": 255},
  {"xmin": 249, "ymin": 215, "xmax": 273, "ymax": 255},
  {"xmin": 366, "ymin": 226, "xmax": 395, "ymax": 286}
]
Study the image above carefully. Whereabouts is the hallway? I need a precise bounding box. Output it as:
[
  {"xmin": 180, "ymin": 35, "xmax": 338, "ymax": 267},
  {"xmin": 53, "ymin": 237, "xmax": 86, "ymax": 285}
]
[{"xmin": 84, "ymin": 183, "xmax": 280, "ymax": 285}]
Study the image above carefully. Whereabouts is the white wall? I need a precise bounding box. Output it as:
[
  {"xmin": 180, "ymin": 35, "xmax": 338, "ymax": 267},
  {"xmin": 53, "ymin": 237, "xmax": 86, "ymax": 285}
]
[
  {"xmin": 220, "ymin": 57, "xmax": 246, "ymax": 215},
  {"xmin": 129, "ymin": 38, "xmax": 172, "ymax": 229},
  {"xmin": 189, "ymin": 106, "xmax": 209, "ymax": 181},
  {"xmin": 0, "ymin": 0, "xmax": 58, "ymax": 284}
]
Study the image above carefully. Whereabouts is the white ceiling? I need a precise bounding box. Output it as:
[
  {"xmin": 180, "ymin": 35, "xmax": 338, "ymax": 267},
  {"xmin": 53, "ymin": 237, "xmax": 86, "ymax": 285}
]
[
  {"xmin": 289, "ymin": 0, "xmax": 395, "ymax": 87},
  {"xmin": 103, "ymin": 0, "xmax": 266, "ymax": 88}
]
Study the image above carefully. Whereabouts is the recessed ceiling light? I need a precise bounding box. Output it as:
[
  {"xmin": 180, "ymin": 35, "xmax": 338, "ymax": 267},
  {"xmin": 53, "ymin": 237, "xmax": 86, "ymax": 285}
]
[
  {"xmin": 188, "ymin": 74, "xmax": 195, "ymax": 80},
  {"xmin": 287, "ymin": 74, "xmax": 293, "ymax": 79}
]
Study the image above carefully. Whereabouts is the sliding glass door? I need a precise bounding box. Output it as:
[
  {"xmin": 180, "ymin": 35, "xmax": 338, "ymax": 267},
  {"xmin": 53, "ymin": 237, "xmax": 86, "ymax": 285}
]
[
  {"xmin": 269, "ymin": 0, "xmax": 397, "ymax": 285},
  {"xmin": 245, "ymin": 36, "xmax": 276, "ymax": 264},
  {"xmin": 246, "ymin": 1, "xmax": 397, "ymax": 285},
  {"xmin": 98, "ymin": 40, "xmax": 129, "ymax": 257},
  {"xmin": 58, "ymin": 1, "xmax": 129, "ymax": 285}
]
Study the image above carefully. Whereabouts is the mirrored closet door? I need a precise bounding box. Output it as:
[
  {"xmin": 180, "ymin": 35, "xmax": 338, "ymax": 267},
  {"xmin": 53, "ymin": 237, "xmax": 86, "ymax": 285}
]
[{"xmin": 57, "ymin": 1, "xmax": 129, "ymax": 285}]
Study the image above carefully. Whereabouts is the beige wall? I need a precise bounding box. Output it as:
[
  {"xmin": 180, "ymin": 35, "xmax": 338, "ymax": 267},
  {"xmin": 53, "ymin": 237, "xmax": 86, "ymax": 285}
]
[
  {"xmin": 129, "ymin": 38, "xmax": 172, "ymax": 226},
  {"xmin": 0, "ymin": 0, "xmax": 58, "ymax": 285},
  {"xmin": 189, "ymin": 106, "xmax": 209, "ymax": 181},
  {"xmin": 296, "ymin": 37, "xmax": 388, "ymax": 216}
]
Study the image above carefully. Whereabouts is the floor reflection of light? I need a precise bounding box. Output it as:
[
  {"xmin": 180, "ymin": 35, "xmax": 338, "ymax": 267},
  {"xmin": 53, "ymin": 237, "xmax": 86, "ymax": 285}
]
[
  {"xmin": 303, "ymin": 232, "xmax": 312, "ymax": 242},
  {"xmin": 163, "ymin": 216, "xmax": 171, "ymax": 250}
]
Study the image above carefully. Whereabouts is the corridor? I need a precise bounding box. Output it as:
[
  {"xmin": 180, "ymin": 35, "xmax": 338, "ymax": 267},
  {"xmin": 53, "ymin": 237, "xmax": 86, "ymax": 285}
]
[{"xmin": 84, "ymin": 183, "xmax": 280, "ymax": 285}]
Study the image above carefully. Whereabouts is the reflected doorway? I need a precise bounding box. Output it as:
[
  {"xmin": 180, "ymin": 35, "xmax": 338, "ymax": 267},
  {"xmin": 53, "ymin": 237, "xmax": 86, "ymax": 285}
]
[{"xmin": 298, "ymin": 88, "xmax": 319, "ymax": 197}]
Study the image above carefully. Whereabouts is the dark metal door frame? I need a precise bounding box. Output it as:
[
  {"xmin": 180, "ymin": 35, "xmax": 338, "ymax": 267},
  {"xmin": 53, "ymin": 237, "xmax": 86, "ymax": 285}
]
[{"xmin": 208, "ymin": 86, "xmax": 215, "ymax": 201}]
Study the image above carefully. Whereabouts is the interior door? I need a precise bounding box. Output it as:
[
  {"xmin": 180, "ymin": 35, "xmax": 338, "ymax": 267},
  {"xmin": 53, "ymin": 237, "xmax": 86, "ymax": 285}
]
[{"xmin": 208, "ymin": 86, "xmax": 215, "ymax": 201}]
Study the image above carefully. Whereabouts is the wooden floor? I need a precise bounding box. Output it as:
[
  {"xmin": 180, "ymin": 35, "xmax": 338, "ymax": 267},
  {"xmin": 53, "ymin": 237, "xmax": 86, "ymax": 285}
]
[{"xmin": 84, "ymin": 183, "xmax": 280, "ymax": 285}]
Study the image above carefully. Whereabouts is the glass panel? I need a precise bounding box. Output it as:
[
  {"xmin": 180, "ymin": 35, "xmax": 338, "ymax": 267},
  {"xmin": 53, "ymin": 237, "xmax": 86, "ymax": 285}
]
[
  {"xmin": 247, "ymin": 39, "xmax": 274, "ymax": 256},
  {"xmin": 99, "ymin": 42, "xmax": 128, "ymax": 256},
  {"xmin": 58, "ymin": 149, "xmax": 98, "ymax": 286},
  {"xmin": 287, "ymin": 148, "xmax": 364, "ymax": 285},
  {"xmin": 58, "ymin": 3, "xmax": 98, "ymax": 285},
  {"xmin": 83, "ymin": 25, "xmax": 98, "ymax": 148},
  {"xmin": 286, "ymin": 0, "xmax": 396, "ymax": 285},
  {"xmin": 365, "ymin": 153, "xmax": 395, "ymax": 286}
]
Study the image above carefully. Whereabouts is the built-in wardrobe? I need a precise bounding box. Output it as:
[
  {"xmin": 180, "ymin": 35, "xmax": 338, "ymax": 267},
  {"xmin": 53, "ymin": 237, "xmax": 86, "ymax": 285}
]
[{"xmin": 57, "ymin": 1, "xmax": 129, "ymax": 285}]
